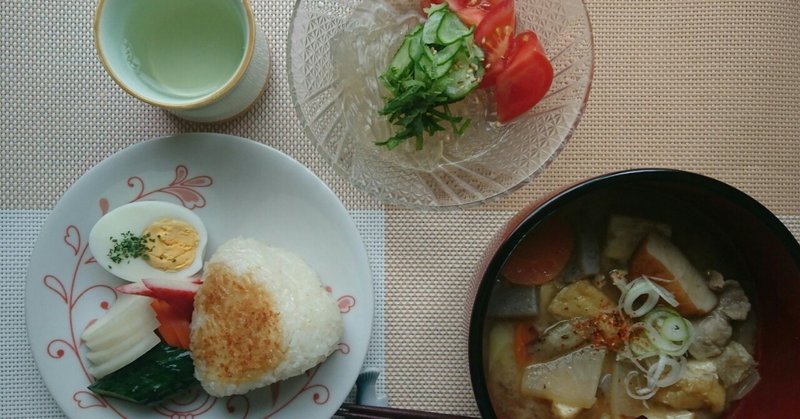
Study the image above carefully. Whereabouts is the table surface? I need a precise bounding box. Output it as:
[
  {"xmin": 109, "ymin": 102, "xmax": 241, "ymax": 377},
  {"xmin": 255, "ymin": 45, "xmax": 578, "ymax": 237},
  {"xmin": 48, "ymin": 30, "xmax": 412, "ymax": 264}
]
[{"xmin": 2, "ymin": 0, "xmax": 799, "ymax": 417}]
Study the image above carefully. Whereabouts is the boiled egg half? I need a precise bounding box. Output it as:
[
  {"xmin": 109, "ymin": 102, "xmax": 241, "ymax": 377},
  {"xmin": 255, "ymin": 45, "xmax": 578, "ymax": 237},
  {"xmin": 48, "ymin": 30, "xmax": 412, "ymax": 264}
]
[{"xmin": 89, "ymin": 201, "xmax": 208, "ymax": 282}]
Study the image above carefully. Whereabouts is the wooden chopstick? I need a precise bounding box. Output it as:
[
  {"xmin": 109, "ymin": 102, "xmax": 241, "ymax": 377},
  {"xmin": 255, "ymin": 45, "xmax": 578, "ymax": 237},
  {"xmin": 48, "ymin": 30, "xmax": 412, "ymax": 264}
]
[{"xmin": 336, "ymin": 402, "xmax": 481, "ymax": 419}]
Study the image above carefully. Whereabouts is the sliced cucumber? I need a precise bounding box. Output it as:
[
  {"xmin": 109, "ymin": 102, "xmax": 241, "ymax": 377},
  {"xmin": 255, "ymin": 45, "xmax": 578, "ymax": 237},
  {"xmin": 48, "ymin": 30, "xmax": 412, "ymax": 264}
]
[
  {"xmin": 462, "ymin": 34, "xmax": 484, "ymax": 61},
  {"xmin": 434, "ymin": 42, "xmax": 461, "ymax": 66},
  {"xmin": 408, "ymin": 22, "xmax": 423, "ymax": 36},
  {"xmin": 437, "ymin": 12, "xmax": 472, "ymax": 45},
  {"xmin": 376, "ymin": 2, "xmax": 485, "ymax": 149},
  {"xmin": 422, "ymin": 11, "xmax": 445, "ymax": 45},
  {"xmin": 422, "ymin": 10, "xmax": 449, "ymax": 45},
  {"xmin": 88, "ymin": 343, "xmax": 198, "ymax": 406},
  {"xmin": 436, "ymin": 52, "xmax": 481, "ymax": 100},
  {"xmin": 417, "ymin": 54, "xmax": 436, "ymax": 80},
  {"xmin": 432, "ymin": 59, "xmax": 454, "ymax": 79},
  {"xmin": 408, "ymin": 29, "xmax": 424, "ymax": 62},
  {"xmin": 413, "ymin": 59, "xmax": 432, "ymax": 83},
  {"xmin": 419, "ymin": 54, "xmax": 454, "ymax": 81},
  {"xmin": 424, "ymin": 42, "xmax": 437, "ymax": 62},
  {"xmin": 388, "ymin": 37, "xmax": 413, "ymax": 77}
]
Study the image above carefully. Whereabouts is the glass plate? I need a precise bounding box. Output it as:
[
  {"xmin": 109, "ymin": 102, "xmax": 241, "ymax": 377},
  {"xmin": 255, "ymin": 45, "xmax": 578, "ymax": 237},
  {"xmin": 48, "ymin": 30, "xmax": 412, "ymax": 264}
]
[{"xmin": 288, "ymin": 0, "xmax": 593, "ymax": 209}]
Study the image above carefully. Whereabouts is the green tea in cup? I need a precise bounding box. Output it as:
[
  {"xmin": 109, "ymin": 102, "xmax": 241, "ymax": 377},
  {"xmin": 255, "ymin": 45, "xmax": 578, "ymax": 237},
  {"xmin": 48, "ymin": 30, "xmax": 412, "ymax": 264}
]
[{"xmin": 95, "ymin": 0, "xmax": 270, "ymax": 122}]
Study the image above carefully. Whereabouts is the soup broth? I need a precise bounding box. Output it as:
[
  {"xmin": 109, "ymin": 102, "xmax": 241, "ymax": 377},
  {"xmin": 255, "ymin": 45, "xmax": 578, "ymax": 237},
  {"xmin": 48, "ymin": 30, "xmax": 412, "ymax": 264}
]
[{"xmin": 484, "ymin": 188, "xmax": 759, "ymax": 419}]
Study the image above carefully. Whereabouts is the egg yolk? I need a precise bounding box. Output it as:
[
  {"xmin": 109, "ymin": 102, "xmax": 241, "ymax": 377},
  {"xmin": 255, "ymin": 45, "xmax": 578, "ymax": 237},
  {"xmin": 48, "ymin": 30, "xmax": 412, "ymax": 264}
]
[{"xmin": 142, "ymin": 218, "xmax": 199, "ymax": 272}]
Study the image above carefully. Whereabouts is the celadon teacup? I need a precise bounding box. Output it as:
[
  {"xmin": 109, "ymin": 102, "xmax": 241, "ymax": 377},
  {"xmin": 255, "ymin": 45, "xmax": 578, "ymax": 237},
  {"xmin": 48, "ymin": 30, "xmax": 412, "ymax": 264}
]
[{"xmin": 94, "ymin": 0, "xmax": 270, "ymax": 123}]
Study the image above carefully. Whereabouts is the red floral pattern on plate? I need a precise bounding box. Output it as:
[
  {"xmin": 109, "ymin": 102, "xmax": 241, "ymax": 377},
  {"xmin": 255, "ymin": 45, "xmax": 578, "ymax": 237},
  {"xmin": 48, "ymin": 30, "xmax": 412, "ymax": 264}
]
[
  {"xmin": 128, "ymin": 165, "xmax": 213, "ymax": 209},
  {"xmin": 41, "ymin": 165, "xmax": 354, "ymax": 418}
]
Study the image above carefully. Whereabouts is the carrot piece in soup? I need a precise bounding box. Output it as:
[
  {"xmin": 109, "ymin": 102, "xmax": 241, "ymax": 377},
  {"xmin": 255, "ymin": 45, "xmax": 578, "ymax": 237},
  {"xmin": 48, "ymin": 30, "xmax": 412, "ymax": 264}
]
[
  {"xmin": 501, "ymin": 217, "xmax": 574, "ymax": 285},
  {"xmin": 513, "ymin": 321, "xmax": 539, "ymax": 366}
]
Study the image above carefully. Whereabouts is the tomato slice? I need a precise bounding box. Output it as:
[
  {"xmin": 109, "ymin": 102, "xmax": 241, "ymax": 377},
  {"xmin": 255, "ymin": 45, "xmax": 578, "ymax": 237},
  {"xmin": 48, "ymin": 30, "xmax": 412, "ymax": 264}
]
[
  {"xmin": 421, "ymin": 0, "xmax": 503, "ymax": 27},
  {"xmin": 419, "ymin": 0, "xmax": 444, "ymax": 14},
  {"xmin": 474, "ymin": 0, "xmax": 515, "ymax": 88},
  {"xmin": 494, "ymin": 31, "xmax": 553, "ymax": 123},
  {"xmin": 452, "ymin": 0, "xmax": 503, "ymax": 27}
]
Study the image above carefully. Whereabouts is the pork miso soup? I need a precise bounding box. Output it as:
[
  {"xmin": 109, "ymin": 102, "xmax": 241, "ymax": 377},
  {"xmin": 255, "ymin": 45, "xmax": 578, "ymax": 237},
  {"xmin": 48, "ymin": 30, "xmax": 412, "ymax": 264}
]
[{"xmin": 484, "ymin": 190, "xmax": 759, "ymax": 419}]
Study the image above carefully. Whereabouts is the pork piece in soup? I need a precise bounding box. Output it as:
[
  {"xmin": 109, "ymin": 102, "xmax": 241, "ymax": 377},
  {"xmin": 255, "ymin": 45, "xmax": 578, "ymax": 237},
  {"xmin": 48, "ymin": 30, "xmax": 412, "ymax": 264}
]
[{"xmin": 484, "ymin": 205, "xmax": 759, "ymax": 419}]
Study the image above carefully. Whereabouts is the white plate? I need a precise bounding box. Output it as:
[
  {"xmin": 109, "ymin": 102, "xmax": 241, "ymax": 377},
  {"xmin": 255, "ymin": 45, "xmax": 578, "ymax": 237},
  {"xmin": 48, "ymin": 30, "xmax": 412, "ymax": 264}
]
[{"xmin": 25, "ymin": 133, "xmax": 373, "ymax": 418}]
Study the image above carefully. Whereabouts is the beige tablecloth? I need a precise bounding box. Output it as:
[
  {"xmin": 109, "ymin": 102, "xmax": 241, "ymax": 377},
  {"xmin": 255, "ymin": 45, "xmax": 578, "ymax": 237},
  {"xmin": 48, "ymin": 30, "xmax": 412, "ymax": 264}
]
[{"xmin": 1, "ymin": 0, "xmax": 799, "ymax": 417}]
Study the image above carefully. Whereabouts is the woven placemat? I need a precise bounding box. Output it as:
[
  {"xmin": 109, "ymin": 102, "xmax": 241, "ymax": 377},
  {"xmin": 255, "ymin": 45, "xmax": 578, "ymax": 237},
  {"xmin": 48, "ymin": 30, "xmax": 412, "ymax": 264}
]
[{"xmin": 2, "ymin": 0, "xmax": 799, "ymax": 417}]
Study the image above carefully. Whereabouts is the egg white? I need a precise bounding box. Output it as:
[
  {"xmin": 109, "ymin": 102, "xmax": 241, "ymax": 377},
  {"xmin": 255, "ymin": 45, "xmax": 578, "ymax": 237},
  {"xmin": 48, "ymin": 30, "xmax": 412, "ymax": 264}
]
[{"xmin": 89, "ymin": 201, "xmax": 208, "ymax": 282}]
